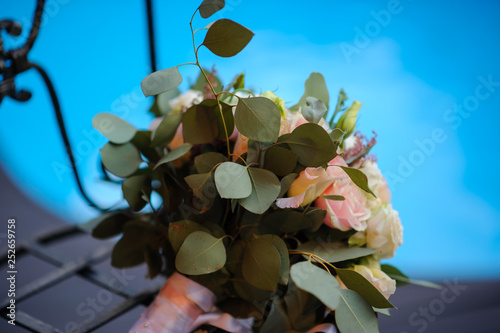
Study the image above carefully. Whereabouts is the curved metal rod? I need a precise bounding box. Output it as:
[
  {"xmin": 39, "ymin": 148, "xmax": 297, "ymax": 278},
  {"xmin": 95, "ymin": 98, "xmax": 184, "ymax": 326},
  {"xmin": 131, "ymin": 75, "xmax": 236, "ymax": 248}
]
[{"xmin": 29, "ymin": 62, "xmax": 106, "ymax": 211}]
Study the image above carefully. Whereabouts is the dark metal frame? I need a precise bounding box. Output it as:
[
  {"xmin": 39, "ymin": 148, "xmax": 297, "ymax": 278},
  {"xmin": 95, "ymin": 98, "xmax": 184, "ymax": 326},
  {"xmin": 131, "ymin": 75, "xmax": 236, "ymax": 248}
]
[{"xmin": 0, "ymin": 0, "xmax": 165, "ymax": 332}]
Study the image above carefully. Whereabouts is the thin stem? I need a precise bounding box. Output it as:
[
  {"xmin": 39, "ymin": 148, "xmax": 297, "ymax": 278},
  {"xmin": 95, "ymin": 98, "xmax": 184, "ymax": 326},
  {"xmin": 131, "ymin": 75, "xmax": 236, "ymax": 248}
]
[{"xmin": 189, "ymin": 12, "xmax": 231, "ymax": 157}]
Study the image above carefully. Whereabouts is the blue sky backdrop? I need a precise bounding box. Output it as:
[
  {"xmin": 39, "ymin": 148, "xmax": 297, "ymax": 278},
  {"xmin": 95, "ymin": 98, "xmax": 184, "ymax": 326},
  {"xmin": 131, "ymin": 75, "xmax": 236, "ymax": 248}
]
[{"xmin": 1, "ymin": 0, "xmax": 499, "ymax": 280}]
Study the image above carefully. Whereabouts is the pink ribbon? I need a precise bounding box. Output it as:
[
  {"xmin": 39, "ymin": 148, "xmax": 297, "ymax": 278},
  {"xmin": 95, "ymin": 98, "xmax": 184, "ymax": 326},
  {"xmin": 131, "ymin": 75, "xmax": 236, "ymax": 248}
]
[{"xmin": 129, "ymin": 272, "xmax": 337, "ymax": 333}]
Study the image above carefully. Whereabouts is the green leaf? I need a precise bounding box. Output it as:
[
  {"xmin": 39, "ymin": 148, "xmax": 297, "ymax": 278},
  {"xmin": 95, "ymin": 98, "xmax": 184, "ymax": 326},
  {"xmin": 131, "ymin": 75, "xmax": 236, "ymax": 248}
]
[
  {"xmin": 215, "ymin": 101, "xmax": 235, "ymax": 139},
  {"xmin": 279, "ymin": 173, "xmax": 297, "ymax": 197},
  {"xmin": 290, "ymin": 261, "xmax": 340, "ymax": 310},
  {"xmin": 381, "ymin": 264, "xmax": 441, "ymax": 289},
  {"xmin": 336, "ymin": 268, "xmax": 395, "ymax": 308},
  {"xmin": 111, "ymin": 222, "xmax": 160, "ymax": 268},
  {"xmin": 214, "ymin": 162, "xmax": 252, "ymax": 199},
  {"xmin": 100, "ymin": 142, "xmax": 143, "ymax": 178},
  {"xmin": 202, "ymin": 19, "xmax": 254, "ymax": 57},
  {"xmin": 233, "ymin": 278, "xmax": 273, "ymax": 302},
  {"xmin": 168, "ymin": 221, "xmax": 209, "ymax": 252},
  {"xmin": 150, "ymin": 113, "xmax": 182, "ymax": 147},
  {"xmin": 92, "ymin": 113, "xmax": 137, "ymax": 144},
  {"xmin": 242, "ymin": 237, "xmax": 280, "ymax": 290},
  {"xmin": 131, "ymin": 131, "xmax": 157, "ymax": 162},
  {"xmin": 91, "ymin": 212, "xmax": 130, "ymax": 239},
  {"xmin": 260, "ymin": 299, "xmax": 291, "ymax": 333},
  {"xmin": 239, "ymin": 168, "xmax": 281, "ymax": 214},
  {"xmin": 292, "ymin": 72, "xmax": 330, "ymax": 111},
  {"xmin": 122, "ymin": 175, "xmax": 150, "ymax": 211},
  {"xmin": 141, "ymin": 66, "xmax": 183, "ymax": 97},
  {"xmin": 329, "ymin": 128, "xmax": 345, "ymax": 142},
  {"xmin": 198, "ymin": 0, "xmax": 225, "ymax": 18},
  {"xmin": 305, "ymin": 208, "xmax": 326, "ymax": 232},
  {"xmin": 185, "ymin": 172, "xmax": 217, "ymax": 207},
  {"xmin": 285, "ymin": 123, "xmax": 336, "ymax": 167},
  {"xmin": 234, "ymin": 97, "xmax": 281, "ymax": 142},
  {"xmin": 335, "ymin": 289, "xmax": 379, "ymax": 333},
  {"xmin": 154, "ymin": 143, "xmax": 192, "ymax": 169},
  {"xmin": 183, "ymin": 103, "xmax": 218, "ymax": 144},
  {"xmin": 264, "ymin": 147, "xmax": 298, "ymax": 177},
  {"xmin": 297, "ymin": 241, "xmax": 376, "ymax": 263},
  {"xmin": 321, "ymin": 195, "xmax": 345, "ymax": 201},
  {"xmin": 337, "ymin": 166, "xmax": 375, "ymax": 196},
  {"xmin": 301, "ymin": 97, "xmax": 327, "ymax": 124},
  {"xmin": 225, "ymin": 241, "xmax": 247, "ymax": 274},
  {"xmin": 175, "ymin": 231, "xmax": 226, "ymax": 275},
  {"xmin": 262, "ymin": 210, "xmax": 310, "ymax": 233},
  {"xmin": 194, "ymin": 152, "xmax": 226, "ymax": 173},
  {"xmin": 258, "ymin": 235, "xmax": 290, "ymax": 285}
]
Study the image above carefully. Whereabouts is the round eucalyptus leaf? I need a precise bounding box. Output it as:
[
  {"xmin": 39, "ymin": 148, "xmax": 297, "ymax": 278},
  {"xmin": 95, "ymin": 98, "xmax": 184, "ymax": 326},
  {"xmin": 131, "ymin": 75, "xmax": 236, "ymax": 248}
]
[
  {"xmin": 202, "ymin": 19, "xmax": 254, "ymax": 57},
  {"xmin": 258, "ymin": 235, "xmax": 290, "ymax": 285},
  {"xmin": 264, "ymin": 146, "xmax": 298, "ymax": 176},
  {"xmin": 168, "ymin": 221, "xmax": 209, "ymax": 252},
  {"xmin": 175, "ymin": 231, "xmax": 226, "ymax": 275},
  {"xmin": 122, "ymin": 175, "xmax": 150, "ymax": 211},
  {"xmin": 291, "ymin": 72, "xmax": 330, "ymax": 111},
  {"xmin": 141, "ymin": 66, "xmax": 183, "ymax": 97},
  {"xmin": 239, "ymin": 168, "xmax": 281, "ymax": 214},
  {"xmin": 198, "ymin": 0, "xmax": 225, "ymax": 19},
  {"xmin": 285, "ymin": 123, "xmax": 336, "ymax": 167},
  {"xmin": 290, "ymin": 261, "xmax": 340, "ymax": 310},
  {"xmin": 242, "ymin": 237, "xmax": 280, "ymax": 291},
  {"xmin": 150, "ymin": 113, "xmax": 182, "ymax": 147},
  {"xmin": 91, "ymin": 212, "xmax": 130, "ymax": 239},
  {"xmin": 92, "ymin": 112, "xmax": 137, "ymax": 144},
  {"xmin": 194, "ymin": 152, "xmax": 227, "ymax": 173},
  {"xmin": 335, "ymin": 289, "xmax": 379, "ymax": 333},
  {"xmin": 100, "ymin": 142, "xmax": 142, "ymax": 178},
  {"xmin": 183, "ymin": 103, "xmax": 218, "ymax": 144},
  {"xmin": 301, "ymin": 96, "xmax": 327, "ymax": 124},
  {"xmin": 214, "ymin": 162, "xmax": 252, "ymax": 199},
  {"xmin": 235, "ymin": 97, "xmax": 280, "ymax": 142}
]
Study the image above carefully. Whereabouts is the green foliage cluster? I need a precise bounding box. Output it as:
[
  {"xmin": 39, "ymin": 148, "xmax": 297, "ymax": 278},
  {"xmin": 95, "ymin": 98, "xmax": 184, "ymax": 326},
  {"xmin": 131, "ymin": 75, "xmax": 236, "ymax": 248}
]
[{"xmin": 86, "ymin": 1, "xmax": 413, "ymax": 331}]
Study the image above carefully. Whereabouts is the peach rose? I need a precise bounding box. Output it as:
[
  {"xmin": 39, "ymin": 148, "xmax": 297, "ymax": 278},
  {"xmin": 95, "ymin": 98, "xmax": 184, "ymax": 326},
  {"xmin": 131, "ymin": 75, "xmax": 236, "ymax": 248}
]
[
  {"xmin": 276, "ymin": 167, "xmax": 333, "ymax": 208},
  {"xmin": 314, "ymin": 156, "xmax": 370, "ymax": 231}
]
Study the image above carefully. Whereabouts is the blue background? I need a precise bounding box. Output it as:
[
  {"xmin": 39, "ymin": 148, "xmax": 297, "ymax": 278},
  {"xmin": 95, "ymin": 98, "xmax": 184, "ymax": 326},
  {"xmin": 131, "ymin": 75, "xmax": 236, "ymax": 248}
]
[{"xmin": 1, "ymin": 0, "xmax": 499, "ymax": 280}]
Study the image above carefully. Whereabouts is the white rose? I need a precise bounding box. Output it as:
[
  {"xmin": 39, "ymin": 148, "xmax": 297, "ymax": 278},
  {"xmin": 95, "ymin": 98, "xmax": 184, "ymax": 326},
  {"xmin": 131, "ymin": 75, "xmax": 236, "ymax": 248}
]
[
  {"xmin": 352, "ymin": 264, "xmax": 396, "ymax": 300},
  {"xmin": 358, "ymin": 159, "xmax": 391, "ymax": 210},
  {"xmin": 366, "ymin": 204, "xmax": 403, "ymax": 260},
  {"xmin": 168, "ymin": 89, "xmax": 203, "ymax": 112}
]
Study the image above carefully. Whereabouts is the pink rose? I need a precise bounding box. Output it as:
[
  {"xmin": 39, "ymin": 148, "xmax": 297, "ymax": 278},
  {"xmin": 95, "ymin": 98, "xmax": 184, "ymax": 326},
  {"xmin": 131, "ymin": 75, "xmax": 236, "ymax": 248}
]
[{"xmin": 315, "ymin": 156, "xmax": 370, "ymax": 231}]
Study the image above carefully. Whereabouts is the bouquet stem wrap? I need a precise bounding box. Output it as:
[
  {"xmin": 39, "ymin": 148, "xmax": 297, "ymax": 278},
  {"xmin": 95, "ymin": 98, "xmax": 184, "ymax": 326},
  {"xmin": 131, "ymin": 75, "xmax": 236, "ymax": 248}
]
[
  {"xmin": 129, "ymin": 272, "xmax": 338, "ymax": 333},
  {"xmin": 129, "ymin": 272, "xmax": 253, "ymax": 333}
]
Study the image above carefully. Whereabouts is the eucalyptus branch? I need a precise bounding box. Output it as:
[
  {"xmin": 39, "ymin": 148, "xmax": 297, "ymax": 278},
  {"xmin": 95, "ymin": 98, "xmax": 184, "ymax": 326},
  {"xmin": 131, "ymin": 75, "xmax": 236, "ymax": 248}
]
[{"xmin": 189, "ymin": 10, "xmax": 231, "ymax": 157}]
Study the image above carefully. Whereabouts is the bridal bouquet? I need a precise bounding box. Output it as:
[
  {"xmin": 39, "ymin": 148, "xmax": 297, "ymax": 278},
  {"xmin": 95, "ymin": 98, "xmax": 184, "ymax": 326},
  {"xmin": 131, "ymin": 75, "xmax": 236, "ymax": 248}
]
[{"xmin": 89, "ymin": 1, "xmax": 408, "ymax": 332}]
